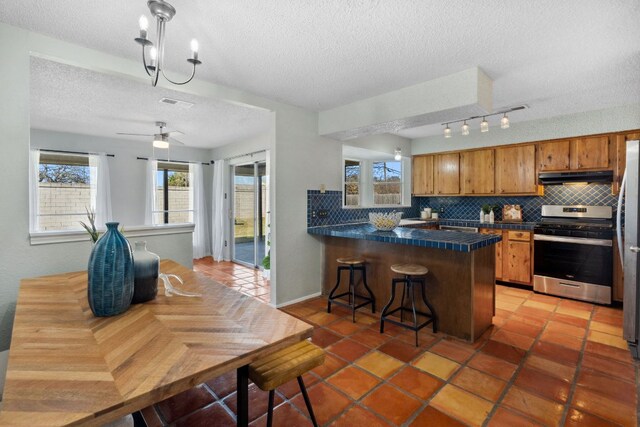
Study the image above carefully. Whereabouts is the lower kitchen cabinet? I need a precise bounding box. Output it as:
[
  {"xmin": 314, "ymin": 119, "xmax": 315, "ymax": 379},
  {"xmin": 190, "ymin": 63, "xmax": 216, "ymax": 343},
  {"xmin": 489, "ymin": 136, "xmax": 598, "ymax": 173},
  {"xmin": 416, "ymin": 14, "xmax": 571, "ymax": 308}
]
[{"xmin": 481, "ymin": 229, "xmax": 532, "ymax": 286}]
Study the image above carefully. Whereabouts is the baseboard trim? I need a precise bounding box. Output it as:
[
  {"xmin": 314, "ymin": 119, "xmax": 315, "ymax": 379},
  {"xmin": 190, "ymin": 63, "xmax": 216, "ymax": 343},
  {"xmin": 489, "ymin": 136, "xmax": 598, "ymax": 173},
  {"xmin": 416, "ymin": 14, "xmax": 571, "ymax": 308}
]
[{"xmin": 276, "ymin": 292, "xmax": 321, "ymax": 308}]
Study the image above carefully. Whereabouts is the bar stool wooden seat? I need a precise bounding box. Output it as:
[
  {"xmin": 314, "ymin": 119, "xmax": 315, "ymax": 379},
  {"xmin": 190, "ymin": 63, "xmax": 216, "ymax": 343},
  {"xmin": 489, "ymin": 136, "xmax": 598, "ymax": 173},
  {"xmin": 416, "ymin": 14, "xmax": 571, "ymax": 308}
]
[
  {"xmin": 327, "ymin": 257, "xmax": 376, "ymax": 322},
  {"xmin": 249, "ymin": 340, "xmax": 325, "ymax": 427},
  {"xmin": 380, "ymin": 263, "xmax": 437, "ymax": 346}
]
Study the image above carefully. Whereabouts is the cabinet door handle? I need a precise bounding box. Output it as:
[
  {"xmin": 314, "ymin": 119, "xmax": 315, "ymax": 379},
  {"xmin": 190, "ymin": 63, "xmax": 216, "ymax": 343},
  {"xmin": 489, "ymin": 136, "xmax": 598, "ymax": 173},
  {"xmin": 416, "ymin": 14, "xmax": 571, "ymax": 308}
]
[{"xmin": 631, "ymin": 246, "xmax": 640, "ymax": 253}]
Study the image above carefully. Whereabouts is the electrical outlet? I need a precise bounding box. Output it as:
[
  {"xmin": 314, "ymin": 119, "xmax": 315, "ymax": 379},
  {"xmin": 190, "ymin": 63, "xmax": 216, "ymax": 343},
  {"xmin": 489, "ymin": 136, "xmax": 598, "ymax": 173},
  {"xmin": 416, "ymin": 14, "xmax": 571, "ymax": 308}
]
[
  {"xmin": 311, "ymin": 210, "xmax": 317, "ymax": 218},
  {"xmin": 439, "ymin": 207, "xmax": 445, "ymax": 213},
  {"xmin": 318, "ymin": 209, "xmax": 328, "ymax": 218}
]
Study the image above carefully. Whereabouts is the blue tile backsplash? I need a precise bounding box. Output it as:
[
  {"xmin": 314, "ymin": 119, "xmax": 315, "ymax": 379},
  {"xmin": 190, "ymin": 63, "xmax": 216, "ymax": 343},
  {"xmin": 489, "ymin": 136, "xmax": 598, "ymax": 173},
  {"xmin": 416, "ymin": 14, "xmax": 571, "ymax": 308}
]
[{"xmin": 307, "ymin": 184, "xmax": 619, "ymax": 227}]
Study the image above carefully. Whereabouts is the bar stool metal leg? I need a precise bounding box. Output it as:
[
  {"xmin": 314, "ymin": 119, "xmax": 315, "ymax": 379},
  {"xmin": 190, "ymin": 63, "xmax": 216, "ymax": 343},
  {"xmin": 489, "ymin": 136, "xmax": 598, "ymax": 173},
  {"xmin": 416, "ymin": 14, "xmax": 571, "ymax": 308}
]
[
  {"xmin": 266, "ymin": 390, "xmax": 275, "ymax": 427},
  {"xmin": 408, "ymin": 278, "xmax": 419, "ymax": 346},
  {"xmin": 360, "ymin": 264, "xmax": 376, "ymax": 313},
  {"xmin": 419, "ymin": 278, "xmax": 438, "ymax": 333},
  {"xmin": 298, "ymin": 376, "xmax": 318, "ymax": 427},
  {"xmin": 349, "ymin": 265, "xmax": 356, "ymax": 322},
  {"xmin": 380, "ymin": 279, "xmax": 399, "ymax": 333},
  {"xmin": 327, "ymin": 266, "xmax": 349, "ymax": 313}
]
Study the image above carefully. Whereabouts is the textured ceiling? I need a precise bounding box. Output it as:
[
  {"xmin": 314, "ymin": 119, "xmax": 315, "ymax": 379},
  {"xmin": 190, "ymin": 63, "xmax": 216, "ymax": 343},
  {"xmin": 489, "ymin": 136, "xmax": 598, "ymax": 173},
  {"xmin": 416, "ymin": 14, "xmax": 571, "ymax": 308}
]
[
  {"xmin": 30, "ymin": 58, "xmax": 272, "ymax": 148},
  {"xmin": 3, "ymin": 1, "xmax": 640, "ymax": 139}
]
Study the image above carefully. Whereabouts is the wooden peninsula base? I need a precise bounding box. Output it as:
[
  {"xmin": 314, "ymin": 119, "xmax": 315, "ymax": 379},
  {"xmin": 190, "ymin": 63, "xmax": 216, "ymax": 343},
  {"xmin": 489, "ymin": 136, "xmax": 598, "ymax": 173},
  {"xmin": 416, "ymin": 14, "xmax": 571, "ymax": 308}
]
[{"xmin": 321, "ymin": 236, "xmax": 495, "ymax": 342}]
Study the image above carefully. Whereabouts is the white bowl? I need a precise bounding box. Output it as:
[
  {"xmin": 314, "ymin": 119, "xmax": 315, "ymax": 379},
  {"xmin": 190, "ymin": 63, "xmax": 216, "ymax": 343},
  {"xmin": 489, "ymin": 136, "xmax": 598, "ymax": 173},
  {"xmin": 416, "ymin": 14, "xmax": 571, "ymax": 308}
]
[{"xmin": 369, "ymin": 212, "xmax": 403, "ymax": 231}]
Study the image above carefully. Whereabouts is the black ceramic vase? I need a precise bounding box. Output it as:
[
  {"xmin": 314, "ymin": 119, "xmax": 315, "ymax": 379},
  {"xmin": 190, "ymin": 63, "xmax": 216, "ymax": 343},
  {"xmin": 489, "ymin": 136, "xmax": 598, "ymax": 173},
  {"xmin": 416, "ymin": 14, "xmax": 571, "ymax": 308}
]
[{"xmin": 132, "ymin": 241, "xmax": 160, "ymax": 303}]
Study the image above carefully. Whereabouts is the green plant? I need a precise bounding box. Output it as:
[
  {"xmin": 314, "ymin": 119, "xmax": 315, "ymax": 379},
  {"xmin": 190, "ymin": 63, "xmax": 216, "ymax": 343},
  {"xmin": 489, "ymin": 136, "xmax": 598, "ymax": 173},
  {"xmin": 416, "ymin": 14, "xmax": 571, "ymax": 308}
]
[
  {"xmin": 79, "ymin": 207, "xmax": 100, "ymax": 243},
  {"xmin": 481, "ymin": 204, "xmax": 492, "ymax": 214},
  {"xmin": 261, "ymin": 251, "xmax": 270, "ymax": 270}
]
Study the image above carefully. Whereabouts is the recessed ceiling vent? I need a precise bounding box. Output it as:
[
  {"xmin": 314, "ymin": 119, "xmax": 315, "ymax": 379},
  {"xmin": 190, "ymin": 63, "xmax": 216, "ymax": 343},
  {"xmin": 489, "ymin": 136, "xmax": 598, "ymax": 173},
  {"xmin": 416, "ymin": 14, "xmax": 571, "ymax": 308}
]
[{"xmin": 159, "ymin": 97, "xmax": 194, "ymax": 109}]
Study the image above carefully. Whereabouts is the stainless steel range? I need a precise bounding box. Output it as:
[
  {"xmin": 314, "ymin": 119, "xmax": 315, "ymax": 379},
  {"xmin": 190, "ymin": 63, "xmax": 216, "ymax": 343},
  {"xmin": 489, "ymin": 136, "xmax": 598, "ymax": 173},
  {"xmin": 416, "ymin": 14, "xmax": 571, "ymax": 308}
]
[{"xmin": 533, "ymin": 205, "xmax": 613, "ymax": 304}]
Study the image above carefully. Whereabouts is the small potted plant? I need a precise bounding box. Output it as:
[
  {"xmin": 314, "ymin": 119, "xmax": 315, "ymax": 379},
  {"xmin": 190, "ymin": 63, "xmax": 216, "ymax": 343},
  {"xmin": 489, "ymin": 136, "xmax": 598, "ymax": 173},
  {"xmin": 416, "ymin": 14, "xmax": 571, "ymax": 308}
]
[
  {"xmin": 261, "ymin": 251, "xmax": 270, "ymax": 280},
  {"xmin": 481, "ymin": 204, "xmax": 492, "ymax": 223},
  {"xmin": 80, "ymin": 207, "xmax": 100, "ymax": 243}
]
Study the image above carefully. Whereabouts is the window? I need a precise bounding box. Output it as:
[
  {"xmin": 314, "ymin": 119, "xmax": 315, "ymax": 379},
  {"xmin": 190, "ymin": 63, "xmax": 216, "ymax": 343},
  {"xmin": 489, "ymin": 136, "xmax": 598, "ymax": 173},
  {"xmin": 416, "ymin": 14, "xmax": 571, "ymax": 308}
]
[
  {"xmin": 344, "ymin": 160, "xmax": 360, "ymax": 206},
  {"xmin": 37, "ymin": 153, "xmax": 92, "ymax": 231},
  {"xmin": 373, "ymin": 160, "xmax": 402, "ymax": 206},
  {"xmin": 154, "ymin": 162, "xmax": 193, "ymax": 224},
  {"xmin": 341, "ymin": 145, "xmax": 411, "ymax": 208}
]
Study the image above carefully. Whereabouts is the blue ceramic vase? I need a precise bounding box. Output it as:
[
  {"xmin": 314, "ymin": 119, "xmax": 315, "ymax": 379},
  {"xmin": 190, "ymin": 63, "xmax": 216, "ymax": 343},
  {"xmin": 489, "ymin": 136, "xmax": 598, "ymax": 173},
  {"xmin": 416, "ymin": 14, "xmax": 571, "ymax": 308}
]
[
  {"xmin": 132, "ymin": 241, "xmax": 160, "ymax": 303},
  {"xmin": 87, "ymin": 222, "xmax": 134, "ymax": 317}
]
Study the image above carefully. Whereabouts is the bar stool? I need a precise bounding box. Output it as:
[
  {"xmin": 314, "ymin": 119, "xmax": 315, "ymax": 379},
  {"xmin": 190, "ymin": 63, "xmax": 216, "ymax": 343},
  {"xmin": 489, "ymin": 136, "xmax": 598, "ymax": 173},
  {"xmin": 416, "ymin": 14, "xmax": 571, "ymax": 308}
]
[
  {"xmin": 380, "ymin": 263, "xmax": 437, "ymax": 346},
  {"xmin": 327, "ymin": 257, "xmax": 376, "ymax": 322},
  {"xmin": 249, "ymin": 340, "xmax": 325, "ymax": 427}
]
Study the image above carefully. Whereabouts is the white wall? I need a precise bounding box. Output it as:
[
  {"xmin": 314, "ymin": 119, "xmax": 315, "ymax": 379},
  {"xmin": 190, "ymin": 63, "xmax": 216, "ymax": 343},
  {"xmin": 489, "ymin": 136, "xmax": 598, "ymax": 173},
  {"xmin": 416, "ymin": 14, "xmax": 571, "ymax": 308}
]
[
  {"xmin": 412, "ymin": 104, "xmax": 640, "ymax": 154},
  {"xmin": 0, "ymin": 22, "xmax": 341, "ymax": 368},
  {"xmin": 343, "ymin": 133, "xmax": 412, "ymax": 157},
  {"xmin": 31, "ymin": 129, "xmax": 213, "ymax": 227}
]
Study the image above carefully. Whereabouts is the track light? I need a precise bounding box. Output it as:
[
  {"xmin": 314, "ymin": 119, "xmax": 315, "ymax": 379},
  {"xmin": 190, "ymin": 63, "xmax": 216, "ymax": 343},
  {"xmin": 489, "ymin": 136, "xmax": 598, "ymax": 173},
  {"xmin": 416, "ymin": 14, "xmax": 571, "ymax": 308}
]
[
  {"xmin": 461, "ymin": 121, "xmax": 470, "ymax": 136},
  {"xmin": 440, "ymin": 106, "xmax": 525, "ymax": 138},
  {"xmin": 480, "ymin": 117, "xmax": 489, "ymax": 133},
  {"xmin": 444, "ymin": 124, "xmax": 452, "ymax": 138},
  {"xmin": 394, "ymin": 148, "xmax": 402, "ymax": 161},
  {"xmin": 501, "ymin": 113, "xmax": 510, "ymax": 129}
]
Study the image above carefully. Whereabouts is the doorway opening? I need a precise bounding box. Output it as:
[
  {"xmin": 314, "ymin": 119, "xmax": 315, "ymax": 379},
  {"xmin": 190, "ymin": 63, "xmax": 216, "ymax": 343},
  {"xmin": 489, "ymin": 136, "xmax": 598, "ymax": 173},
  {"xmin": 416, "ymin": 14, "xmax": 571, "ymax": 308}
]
[{"xmin": 232, "ymin": 161, "xmax": 267, "ymax": 268}]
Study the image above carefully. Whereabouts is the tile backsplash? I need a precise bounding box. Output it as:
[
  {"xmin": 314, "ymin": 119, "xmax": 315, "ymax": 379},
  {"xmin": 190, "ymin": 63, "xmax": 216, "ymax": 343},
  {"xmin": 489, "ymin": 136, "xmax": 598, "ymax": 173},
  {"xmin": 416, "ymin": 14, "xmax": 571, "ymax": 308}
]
[{"xmin": 307, "ymin": 183, "xmax": 619, "ymax": 227}]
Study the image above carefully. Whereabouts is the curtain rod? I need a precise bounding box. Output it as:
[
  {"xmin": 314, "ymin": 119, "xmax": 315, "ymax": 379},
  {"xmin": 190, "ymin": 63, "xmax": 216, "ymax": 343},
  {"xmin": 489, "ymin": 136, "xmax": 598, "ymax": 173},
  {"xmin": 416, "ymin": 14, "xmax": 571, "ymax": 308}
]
[
  {"xmin": 210, "ymin": 149, "xmax": 267, "ymax": 163},
  {"xmin": 136, "ymin": 156, "xmax": 209, "ymax": 166},
  {"xmin": 39, "ymin": 148, "xmax": 115, "ymax": 158}
]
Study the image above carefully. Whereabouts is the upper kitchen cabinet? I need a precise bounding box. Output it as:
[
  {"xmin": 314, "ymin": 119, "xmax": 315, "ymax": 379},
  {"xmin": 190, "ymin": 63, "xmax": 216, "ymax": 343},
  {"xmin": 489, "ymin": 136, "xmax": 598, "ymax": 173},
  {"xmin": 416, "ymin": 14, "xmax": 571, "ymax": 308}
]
[
  {"xmin": 614, "ymin": 132, "xmax": 640, "ymax": 195},
  {"xmin": 412, "ymin": 155, "xmax": 434, "ymax": 195},
  {"xmin": 538, "ymin": 140, "xmax": 571, "ymax": 171},
  {"xmin": 570, "ymin": 136, "xmax": 610, "ymax": 170},
  {"xmin": 461, "ymin": 149, "xmax": 495, "ymax": 195},
  {"xmin": 435, "ymin": 153, "xmax": 460, "ymax": 195},
  {"xmin": 495, "ymin": 144, "xmax": 538, "ymax": 194}
]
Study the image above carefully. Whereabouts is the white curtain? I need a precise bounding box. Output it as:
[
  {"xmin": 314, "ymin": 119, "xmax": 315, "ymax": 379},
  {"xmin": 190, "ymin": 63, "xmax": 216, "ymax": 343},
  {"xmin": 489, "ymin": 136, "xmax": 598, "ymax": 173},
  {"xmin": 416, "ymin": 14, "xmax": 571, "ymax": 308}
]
[
  {"xmin": 190, "ymin": 163, "xmax": 211, "ymax": 259},
  {"xmin": 89, "ymin": 153, "xmax": 112, "ymax": 228},
  {"xmin": 145, "ymin": 159, "xmax": 158, "ymax": 225},
  {"xmin": 28, "ymin": 149, "xmax": 40, "ymax": 232},
  {"xmin": 211, "ymin": 159, "xmax": 226, "ymax": 261}
]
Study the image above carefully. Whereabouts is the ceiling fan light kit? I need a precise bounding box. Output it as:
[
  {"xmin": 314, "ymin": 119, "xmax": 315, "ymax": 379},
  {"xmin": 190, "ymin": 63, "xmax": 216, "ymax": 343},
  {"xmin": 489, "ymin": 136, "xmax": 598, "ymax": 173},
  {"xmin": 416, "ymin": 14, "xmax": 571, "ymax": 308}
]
[
  {"xmin": 442, "ymin": 105, "xmax": 525, "ymax": 137},
  {"xmin": 135, "ymin": 0, "xmax": 202, "ymax": 87}
]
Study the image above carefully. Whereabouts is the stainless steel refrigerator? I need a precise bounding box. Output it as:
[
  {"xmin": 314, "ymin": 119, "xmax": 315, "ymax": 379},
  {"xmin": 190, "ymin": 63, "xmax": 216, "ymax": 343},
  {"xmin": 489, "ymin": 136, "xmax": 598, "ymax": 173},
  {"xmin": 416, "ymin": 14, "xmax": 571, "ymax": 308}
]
[{"xmin": 620, "ymin": 140, "xmax": 640, "ymax": 358}]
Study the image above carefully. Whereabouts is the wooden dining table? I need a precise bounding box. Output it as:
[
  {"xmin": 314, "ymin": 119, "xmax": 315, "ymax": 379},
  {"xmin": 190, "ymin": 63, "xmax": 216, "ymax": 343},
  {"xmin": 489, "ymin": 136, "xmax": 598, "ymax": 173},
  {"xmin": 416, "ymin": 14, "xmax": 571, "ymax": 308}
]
[{"xmin": 0, "ymin": 260, "xmax": 313, "ymax": 426}]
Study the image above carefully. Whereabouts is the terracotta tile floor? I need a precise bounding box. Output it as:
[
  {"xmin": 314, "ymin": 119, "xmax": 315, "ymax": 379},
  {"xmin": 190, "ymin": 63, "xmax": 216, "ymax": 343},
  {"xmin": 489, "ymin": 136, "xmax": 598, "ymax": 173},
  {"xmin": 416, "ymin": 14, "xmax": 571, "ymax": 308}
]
[
  {"xmin": 142, "ymin": 265, "xmax": 640, "ymax": 426},
  {"xmin": 193, "ymin": 257, "xmax": 271, "ymax": 304}
]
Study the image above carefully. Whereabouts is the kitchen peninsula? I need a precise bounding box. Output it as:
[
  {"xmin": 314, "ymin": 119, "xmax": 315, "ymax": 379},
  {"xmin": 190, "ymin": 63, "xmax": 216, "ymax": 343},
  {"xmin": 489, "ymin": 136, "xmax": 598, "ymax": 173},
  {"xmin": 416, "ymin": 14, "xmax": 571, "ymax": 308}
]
[{"xmin": 308, "ymin": 223, "xmax": 502, "ymax": 342}]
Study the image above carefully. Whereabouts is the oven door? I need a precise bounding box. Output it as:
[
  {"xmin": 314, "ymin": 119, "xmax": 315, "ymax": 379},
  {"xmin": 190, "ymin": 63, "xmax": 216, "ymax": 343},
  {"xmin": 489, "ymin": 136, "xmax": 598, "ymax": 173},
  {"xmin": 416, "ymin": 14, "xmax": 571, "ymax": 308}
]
[{"xmin": 534, "ymin": 235, "xmax": 613, "ymax": 286}]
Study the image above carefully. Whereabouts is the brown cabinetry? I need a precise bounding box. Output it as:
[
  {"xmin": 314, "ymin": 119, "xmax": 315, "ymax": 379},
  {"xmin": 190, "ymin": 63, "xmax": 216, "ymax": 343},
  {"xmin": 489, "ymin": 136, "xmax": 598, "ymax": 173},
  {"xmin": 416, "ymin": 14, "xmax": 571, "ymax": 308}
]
[
  {"xmin": 571, "ymin": 136, "xmax": 610, "ymax": 170},
  {"xmin": 480, "ymin": 229, "xmax": 532, "ymax": 285},
  {"xmin": 504, "ymin": 231, "xmax": 532, "ymax": 285},
  {"xmin": 412, "ymin": 155, "xmax": 434, "ymax": 195},
  {"xmin": 495, "ymin": 145, "xmax": 538, "ymax": 195},
  {"xmin": 435, "ymin": 153, "xmax": 460, "ymax": 195},
  {"xmin": 538, "ymin": 140, "xmax": 571, "ymax": 171},
  {"xmin": 461, "ymin": 149, "xmax": 495, "ymax": 195},
  {"xmin": 480, "ymin": 229, "xmax": 503, "ymax": 280},
  {"xmin": 614, "ymin": 132, "xmax": 640, "ymax": 195}
]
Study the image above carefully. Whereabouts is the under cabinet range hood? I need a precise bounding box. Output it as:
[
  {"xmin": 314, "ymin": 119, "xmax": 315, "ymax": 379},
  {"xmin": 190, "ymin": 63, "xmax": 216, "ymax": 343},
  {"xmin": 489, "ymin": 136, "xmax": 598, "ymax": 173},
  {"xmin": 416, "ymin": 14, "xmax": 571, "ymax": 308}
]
[{"xmin": 538, "ymin": 170, "xmax": 613, "ymax": 185}]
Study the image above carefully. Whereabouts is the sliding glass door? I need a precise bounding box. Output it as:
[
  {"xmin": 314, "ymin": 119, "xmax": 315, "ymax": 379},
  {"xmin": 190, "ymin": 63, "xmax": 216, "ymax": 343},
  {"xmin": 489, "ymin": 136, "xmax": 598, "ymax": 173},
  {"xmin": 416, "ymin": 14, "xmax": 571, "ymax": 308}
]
[{"xmin": 232, "ymin": 162, "xmax": 267, "ymax": 267}]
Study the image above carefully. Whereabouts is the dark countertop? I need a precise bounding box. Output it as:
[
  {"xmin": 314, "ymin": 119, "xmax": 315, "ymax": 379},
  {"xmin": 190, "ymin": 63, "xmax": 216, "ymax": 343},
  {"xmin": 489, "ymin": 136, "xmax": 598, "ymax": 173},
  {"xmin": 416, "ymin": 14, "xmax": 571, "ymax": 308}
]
[
  {"xmin": 409, "ymin": 218, "xmax": 537, "ymax": 230},
  {"xmin": 307, "ymin": 223, "xmax": 502, "ymax": 252}
]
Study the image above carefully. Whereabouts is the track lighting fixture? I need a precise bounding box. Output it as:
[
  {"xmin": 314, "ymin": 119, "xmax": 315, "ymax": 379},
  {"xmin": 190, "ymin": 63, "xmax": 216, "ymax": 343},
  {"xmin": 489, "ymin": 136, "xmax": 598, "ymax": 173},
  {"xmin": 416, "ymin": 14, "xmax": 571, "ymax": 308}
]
[
  {"xmin": 444, "ymin": 124, "xmax": 452, "ymax": 138},
  {"xmin": 501, "ymin": 113, "xmax": 510, "ymax": 129},
  {"xmin": 440, "ymin": 106, "xmax": 525, "ymax": 138},
  {"xmin": 480, "ymin": 117, "xmax": 489, "ymax": 133},
  {"xmin": 461, "ymin": 121, "xmax": 470, "ymax": 136}
]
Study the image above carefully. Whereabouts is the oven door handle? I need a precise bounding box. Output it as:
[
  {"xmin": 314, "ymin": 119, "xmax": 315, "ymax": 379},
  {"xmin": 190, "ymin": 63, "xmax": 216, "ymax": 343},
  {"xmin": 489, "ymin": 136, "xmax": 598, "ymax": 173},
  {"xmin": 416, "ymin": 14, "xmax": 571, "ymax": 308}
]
[{"xmin": 533, "ymin": 234, "xmax": 612, "ymax": 247}]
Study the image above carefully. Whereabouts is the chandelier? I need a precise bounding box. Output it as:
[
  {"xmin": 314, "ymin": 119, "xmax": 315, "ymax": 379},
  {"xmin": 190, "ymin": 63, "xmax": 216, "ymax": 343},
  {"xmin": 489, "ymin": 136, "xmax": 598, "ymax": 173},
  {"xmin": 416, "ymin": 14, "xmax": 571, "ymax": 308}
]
[{"xmin": 134, "ymin": 0, "xmax": 202, "ymax": 87}]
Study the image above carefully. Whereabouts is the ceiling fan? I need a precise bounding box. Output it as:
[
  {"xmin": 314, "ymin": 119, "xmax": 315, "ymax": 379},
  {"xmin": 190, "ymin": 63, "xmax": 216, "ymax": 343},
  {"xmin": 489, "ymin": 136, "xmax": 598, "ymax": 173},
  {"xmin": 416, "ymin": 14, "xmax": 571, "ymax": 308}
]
[{"xmin": 116, "ymin": 121, "xmax": 185, "ymax": 148}]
